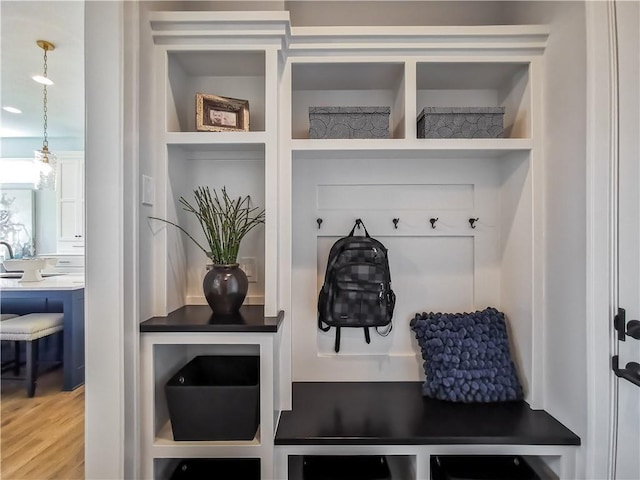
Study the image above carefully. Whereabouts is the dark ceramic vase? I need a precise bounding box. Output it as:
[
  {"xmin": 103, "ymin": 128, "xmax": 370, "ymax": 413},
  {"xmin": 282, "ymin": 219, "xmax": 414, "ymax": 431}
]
[{"xmin": 202, "ymin": 264, "xmax": 248, "ymax": 315}]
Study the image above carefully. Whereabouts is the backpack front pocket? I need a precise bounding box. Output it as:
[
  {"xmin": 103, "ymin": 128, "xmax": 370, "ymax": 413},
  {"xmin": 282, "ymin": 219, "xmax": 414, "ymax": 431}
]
[{"xmin": 331, "ymin": 279, "xmax": 390, "ymax": 327}]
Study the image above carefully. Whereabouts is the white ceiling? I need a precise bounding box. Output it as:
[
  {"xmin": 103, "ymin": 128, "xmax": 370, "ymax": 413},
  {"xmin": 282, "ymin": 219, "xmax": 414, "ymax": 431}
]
[{"xmin": 1, "ymin": 1, "xmax": 84, "ymax": 139}]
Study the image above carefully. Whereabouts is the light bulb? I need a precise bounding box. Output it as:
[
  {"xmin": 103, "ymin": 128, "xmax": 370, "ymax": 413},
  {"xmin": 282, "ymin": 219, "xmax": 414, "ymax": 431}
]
[{"xmin": 40, "ymin": 160, "xmax": 52, "ymax": 175}]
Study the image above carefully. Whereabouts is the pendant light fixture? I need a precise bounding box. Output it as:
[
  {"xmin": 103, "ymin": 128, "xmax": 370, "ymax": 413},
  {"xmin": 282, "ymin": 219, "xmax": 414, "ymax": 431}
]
[{"xmin": 34, "ymin": 39, "xmax": 56, "ymax": 190}]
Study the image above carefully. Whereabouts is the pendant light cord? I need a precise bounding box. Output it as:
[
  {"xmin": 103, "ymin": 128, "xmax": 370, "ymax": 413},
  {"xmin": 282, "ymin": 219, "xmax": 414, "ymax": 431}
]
[{"xmin": 42, "ymin": 47, "xmax": 49, "ymax": 152}]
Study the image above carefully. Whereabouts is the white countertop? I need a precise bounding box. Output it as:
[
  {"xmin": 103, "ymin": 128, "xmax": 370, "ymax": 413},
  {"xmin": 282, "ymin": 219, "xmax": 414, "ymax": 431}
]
[{"xmin": 0, "ymin": 274, "xmax": 84, "ymax": 291}]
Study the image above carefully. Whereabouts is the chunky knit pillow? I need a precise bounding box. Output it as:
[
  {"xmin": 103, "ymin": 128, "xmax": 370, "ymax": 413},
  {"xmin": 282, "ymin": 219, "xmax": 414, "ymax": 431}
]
[{"xmin": 410, "ymin": 307, "xmax": 524, "ymax": 403}]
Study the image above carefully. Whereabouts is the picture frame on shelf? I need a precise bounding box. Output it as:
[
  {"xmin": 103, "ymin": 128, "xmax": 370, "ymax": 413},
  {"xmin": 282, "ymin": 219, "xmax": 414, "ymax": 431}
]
[{"xmin": 196, "ymin": 93, "xmax": 250, "ymax": 132}]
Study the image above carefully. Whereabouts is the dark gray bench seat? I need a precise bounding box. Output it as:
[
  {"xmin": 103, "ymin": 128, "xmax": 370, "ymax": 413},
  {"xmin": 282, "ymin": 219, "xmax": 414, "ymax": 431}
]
[{"xmin": 275, "ymin": 382, "xmax": 580, "ymax": 446}]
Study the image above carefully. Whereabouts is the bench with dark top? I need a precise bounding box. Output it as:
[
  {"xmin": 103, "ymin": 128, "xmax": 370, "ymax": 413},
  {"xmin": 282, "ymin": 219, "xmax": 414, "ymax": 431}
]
[{"xmin": 275, "ymin": 382, "xmax": 580, "ymax": 446}]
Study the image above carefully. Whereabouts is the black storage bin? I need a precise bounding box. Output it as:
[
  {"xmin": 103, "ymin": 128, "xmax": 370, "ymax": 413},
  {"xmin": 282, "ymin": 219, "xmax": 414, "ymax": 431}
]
[
  {"xmin": 165, "ymin": 355, "xmax": 259, "ymax": 441},
  {"xmin": 302, "ymin": 456, "xmax": 391, "ymax": 480},
  {"xmin": 431, "ymin": 456, "xmax": 542, "ymax": 480},
  {"xmin": 169, "ymin": 458, "xmax": 260, "ymax": 479}
]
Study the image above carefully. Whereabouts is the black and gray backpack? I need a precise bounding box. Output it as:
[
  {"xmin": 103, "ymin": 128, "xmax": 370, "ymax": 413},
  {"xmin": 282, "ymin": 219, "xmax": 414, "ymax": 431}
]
[{"xmin": 318, "ymin": 220, "xmax": 396, "ymax": 352}]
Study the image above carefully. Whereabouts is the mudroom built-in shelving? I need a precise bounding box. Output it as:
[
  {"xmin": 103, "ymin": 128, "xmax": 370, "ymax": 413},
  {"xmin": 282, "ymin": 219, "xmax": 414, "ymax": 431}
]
[
  {"xmin": 138, "ymin": 9, "xmax": 580, "ymax": 480},
  {"xmin": 140, "ymin": 11, "xmax": 289, "ymax": 480},
  {"xmin": 284, "ymin": 31, "xmax": 545, "ymax": 397}
]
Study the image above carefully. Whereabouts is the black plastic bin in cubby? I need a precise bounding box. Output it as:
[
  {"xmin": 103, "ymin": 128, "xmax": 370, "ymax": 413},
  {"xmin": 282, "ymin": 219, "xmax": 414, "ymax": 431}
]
[
  {"xmin": 165, "ymin": 355, "xmax": 260, "ymax": 441},
  {"xmin": 169, "ymin": 458, "xmax": 260, "ymax": 479},
  {"xmin": 302, "ymin": 456, "xmax": 391, "ymax": 480},
  {"xmin": 430, "ymin": 456, "xmax": 545, "ymax": 480}
]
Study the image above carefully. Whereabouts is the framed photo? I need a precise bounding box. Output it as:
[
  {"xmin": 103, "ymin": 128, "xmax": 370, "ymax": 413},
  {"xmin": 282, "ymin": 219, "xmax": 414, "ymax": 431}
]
[{"xmin": 196, "ymin": 93, "xmax": 250, "ymax": 132}]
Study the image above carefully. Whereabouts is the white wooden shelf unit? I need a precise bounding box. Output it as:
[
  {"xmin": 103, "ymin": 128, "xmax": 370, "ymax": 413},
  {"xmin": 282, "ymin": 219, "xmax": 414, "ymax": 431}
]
[
  {"xmin": 140, "ymin": 332, "xmax": 276, "ymax": 479},
  {"xmin": 142, "ymin": 11, "xmax": 289, "ymax": 480},
  {"xmin": 139, "ymin": 10, "xmax": 573, "ymax": 480}
]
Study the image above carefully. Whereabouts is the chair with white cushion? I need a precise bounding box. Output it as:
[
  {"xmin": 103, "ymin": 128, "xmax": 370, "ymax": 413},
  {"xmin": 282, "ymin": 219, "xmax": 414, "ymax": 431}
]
[{"xmin": 0, "ymin": 313, "xmax": 64, "ymax": 397}]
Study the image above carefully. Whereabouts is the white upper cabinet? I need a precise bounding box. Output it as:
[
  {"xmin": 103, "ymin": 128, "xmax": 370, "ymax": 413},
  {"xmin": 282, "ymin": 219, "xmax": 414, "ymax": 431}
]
[{"xmin": 56, "ymin": 152, "xmax": 84, "ymax": 252}]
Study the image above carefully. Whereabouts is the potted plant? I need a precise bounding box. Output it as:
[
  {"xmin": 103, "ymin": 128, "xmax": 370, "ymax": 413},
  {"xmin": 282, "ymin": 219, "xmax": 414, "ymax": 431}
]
[{"xmin": 150, "ymin": 186, "xmax": 265, "ymax": 314}]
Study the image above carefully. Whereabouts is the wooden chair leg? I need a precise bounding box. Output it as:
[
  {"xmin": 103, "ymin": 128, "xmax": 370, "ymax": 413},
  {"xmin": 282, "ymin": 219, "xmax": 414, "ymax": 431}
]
[
  {"xmin": 26, "ymin": 340, "xmax": 39, "ymax": 398},
  {"xmin": 13, "ymin": 341, "xmax": 21, "ymax": 375}
]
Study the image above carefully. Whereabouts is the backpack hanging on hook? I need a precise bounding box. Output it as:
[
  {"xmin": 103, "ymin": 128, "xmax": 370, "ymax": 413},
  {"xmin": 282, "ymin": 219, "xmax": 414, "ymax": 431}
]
[{"xmin": 318, "ymin": 219, "xmax": 396, "ymax": 352}]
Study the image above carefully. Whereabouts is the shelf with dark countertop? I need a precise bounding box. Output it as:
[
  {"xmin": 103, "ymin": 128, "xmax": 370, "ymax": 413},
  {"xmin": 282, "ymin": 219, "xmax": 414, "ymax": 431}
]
[
  {"xmin": 140, "ymin": 304, "xmax": 284, "ymax": 333},
  {"xmin": 275, "ymin": 382, "xmax": 581, "ymax": 446}
]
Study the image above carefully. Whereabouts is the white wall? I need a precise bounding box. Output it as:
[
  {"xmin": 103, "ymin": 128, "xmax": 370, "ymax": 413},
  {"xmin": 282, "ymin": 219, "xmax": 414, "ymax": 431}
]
[
  {"xmin": 286, "ymin": 1, "xmax": 509, "ymax": 26},
  {"xmin": 501, "ymin": 1, "xmax": 588, "ymax": 475},
  {"xmin": 138, "ymin": 2, "xmax": 158, "ymax": 324},
  {"xmin": 1, "ymin": 137, "xmax": 84, "ymax": 157},
  {"xmin": 85, "ymin": 2, "xmax": 126, "ymax": 478}
]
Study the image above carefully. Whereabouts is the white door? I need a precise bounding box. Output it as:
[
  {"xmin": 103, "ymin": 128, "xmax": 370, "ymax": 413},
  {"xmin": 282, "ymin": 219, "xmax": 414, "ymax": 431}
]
[{"xmin": 614, "ymin": 1, "xmax": 640, "ymax": 478}]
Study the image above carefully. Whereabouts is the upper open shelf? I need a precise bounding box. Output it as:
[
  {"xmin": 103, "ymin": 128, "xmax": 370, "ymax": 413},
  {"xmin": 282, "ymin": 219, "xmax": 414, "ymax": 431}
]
[
  {"xmin": 166, "ymin": 50, "xmax": 266, "ymax": 133},
  {"xmin": 416, "ymin": 62, "xmax": 531, "ymax": 139},
  {"xmin": 289, "ymin": 60, "xmax": 531, "ymax": 141},
  {"xmin": 291, "ymin": 62, "xmax": 406, "ymax": 139}
]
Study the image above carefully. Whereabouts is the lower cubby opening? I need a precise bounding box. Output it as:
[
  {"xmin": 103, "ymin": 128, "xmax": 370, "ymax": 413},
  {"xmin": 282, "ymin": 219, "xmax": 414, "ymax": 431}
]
[
  {"xmin": 287, "ymin": 455, "xmax": 416, "ymax": 480},
  {"xmin": 153, "ymin": 344, "xmax": 261, "ymax": 444},
  {"xmin": 430, "ymin": 455, "xmax": 558, "ymax": 480},
  {"xmin": 154, "ymin": 458, "xmax": 261, "ymax": 480},
  {"xmin": 165, "ymin": 355, "xmax": 259, "ymax": 441}
]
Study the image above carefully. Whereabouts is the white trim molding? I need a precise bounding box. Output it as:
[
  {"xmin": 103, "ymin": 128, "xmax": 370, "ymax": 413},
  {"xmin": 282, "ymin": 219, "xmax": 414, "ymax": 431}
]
[
  {"xmin": 84, "ymin": 1, "xmax": 126, "ymax": 478},
  {"xmin": 585, "ymin": 1, "xmax": 617, "ymax": 479}
]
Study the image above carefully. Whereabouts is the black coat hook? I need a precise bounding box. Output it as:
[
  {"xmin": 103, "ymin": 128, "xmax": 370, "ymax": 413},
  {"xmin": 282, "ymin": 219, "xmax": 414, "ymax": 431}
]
[
  {"xmin": 355, "ymin": 218, "xmax": 362, "ymax": 229},
  {"xmin": 317, "ymin": 218, "xmax": 323, "ymax": 229},
  {"xmin": 429, "ymin": 217, "xmax": 439, "ymax": 229},
  {"xmin": 392, "ymin": 218, "xmax": 399, "ymax": 229},
  {"xmin": 469, "ymin": 218, "xmax": 479, "ymax": 229}
]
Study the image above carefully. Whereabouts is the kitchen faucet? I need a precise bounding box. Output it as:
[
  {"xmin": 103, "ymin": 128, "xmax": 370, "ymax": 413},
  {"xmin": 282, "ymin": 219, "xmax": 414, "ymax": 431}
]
[{"xmin": 0, "ymin": 241, "xmax": 13, "ymax": 259}]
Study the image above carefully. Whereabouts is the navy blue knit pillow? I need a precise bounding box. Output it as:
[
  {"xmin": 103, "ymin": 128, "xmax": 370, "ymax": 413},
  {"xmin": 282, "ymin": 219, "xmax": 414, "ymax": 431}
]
[{"xmin": 410, "ymin": 307, "xmax": 524, "ymax": 403}]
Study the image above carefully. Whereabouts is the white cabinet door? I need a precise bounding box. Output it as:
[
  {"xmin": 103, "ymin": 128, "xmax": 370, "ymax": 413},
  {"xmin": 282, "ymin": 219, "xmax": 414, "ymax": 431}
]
[
  {"xmin": 615, "ymin": 2, "xmax": 640, "ymax": 478},
  {"xmin": 56, "ymin": 153, "xmax": 84, "ymax": 251}
]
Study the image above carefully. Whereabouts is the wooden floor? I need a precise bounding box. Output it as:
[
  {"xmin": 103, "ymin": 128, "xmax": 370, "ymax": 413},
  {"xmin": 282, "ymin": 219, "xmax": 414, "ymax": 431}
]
[{"xmin": 1, "ymin": 369, "xmax": 84, "ymax": 480}]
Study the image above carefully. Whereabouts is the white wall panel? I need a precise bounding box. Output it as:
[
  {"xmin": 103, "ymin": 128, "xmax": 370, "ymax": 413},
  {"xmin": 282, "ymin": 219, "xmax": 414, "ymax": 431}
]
[
  {"xmin": 317, "ymin": 184, "xmax": 474, "ymax": 211},
  {"xmin": 292, "ymin": 155, "xmax": 518, "ymax": 382}
]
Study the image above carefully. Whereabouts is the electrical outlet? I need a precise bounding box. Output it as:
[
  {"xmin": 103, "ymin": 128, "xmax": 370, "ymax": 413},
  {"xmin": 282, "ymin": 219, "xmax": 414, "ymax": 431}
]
[{"xmin": 239, "ymin": 257, "xmax": 257, "ymax": 283}]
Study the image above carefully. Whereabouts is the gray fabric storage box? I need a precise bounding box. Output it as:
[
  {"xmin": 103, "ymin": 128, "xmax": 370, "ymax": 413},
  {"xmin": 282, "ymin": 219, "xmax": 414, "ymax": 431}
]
[
  {"xmin": 309, "ymin": 107, "xmax": 390, "ymax": 139},
  {"xmin": 417, "ymin": 107, "xmax": 505, "ymax": 139}
]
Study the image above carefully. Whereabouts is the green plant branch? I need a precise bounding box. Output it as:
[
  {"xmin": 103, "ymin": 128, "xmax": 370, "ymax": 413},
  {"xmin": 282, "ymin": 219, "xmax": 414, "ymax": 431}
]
[
  {"xmin": 148, "ymin": 216, "xmax": 211, "ymax": 257},
  {"xmin": 149, "ymin": 186, "xmax": 265, "ymax": 265}
]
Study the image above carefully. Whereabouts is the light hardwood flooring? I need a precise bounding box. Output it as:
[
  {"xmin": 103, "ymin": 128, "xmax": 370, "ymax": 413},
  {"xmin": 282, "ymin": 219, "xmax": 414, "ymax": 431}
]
[{"xmin": 1, "ymin": 369, "xmax": 84, "ymax": 479}]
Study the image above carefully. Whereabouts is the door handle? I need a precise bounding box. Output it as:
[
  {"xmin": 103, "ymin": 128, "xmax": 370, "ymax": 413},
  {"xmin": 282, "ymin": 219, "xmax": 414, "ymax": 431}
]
[
  {"xmin": 626, "ymin": 320, "xmax": 640, "ymax": 340},
  {"xmin": 614, "ymin": 308, "xmax": 640, "ymax": 341},
  {"xmin": 612, "ymin": 356, "xmax": 640, "ymax": 388}
]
